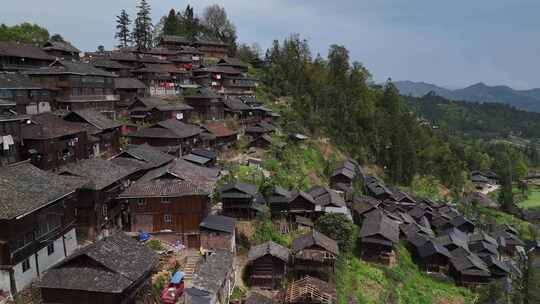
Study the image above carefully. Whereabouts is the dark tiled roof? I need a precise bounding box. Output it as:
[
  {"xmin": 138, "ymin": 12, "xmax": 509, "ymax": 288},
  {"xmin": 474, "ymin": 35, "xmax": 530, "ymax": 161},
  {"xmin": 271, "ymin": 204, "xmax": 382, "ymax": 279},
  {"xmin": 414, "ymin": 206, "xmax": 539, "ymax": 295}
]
[
  {"xmin": 217, "ymin": 57, "xmax": 248, "ymax": 68},
  {"xmin": 248, "ymin": 241, "xmax": 290, "ymax": 263},
  {"xmin": 292, "ymin": 230, "xmax": 339, "ymax": 256},
  {"xmin": 157, "ymin": 119, "xmax": 202, "ymax": 138},
  {"xmin": 140, "ymin": 159, "xmax": 219, "ymax": 193},
  {"xmin": 38, "ymin": 232, "xmax": 157, "ymax": 293},
  {"xmin": 59, "ymin": 158, "xmax": 136, "ymax": 190},
  {"xmin": 0, "ymin": 41, "xmax": 54, "ymax": 60},
  {"xmin": 183, "ymin": 153, "xmax": 212, "ymax": 166},
  {"xmin": 191, "ymin": 148, "xmax": 217, "ymax": 160},
  {"xmin": 119, "ymin": 179, "xmax": 207, "ymax": 198},
  {"xmin": 135, "ymin": 96, "xmax": 193, "ymax": 111},
  {"xmin": 418, "ymin": 240, "xmax": 451, "ymax": 259},
  {"xmin": 27, "ymin": 60, "xmax": 116, "ymax": 77},
  {"xmin": 220, "ymin": 181, "xmax": 259, "ymax": 197},
  {"xmin": 436, "ymin": 228, "xmax": 469, "ymax": 250},
  {"xmin": 224, "ymin": 96, "xmax": 251, "ymax": 111},
  {"xmin": 199, "ymin": 215, "xmax": 236, "ymax": 233},
  {"xmin": 289, "ymin": 191, "xmax": 316, "ymax": 206},
  {"xmin": 43, "ymin": 41, "xmax": 80, "ymax": 53},
  {"xmin": 114, "ymin": 77, "xmax": 146, "ymax": 89},
  {"xmin": 22, "ymin": 112, "xmax": 87, "ymax": 139},
  {"xmin": 90, "ymin": 58, "xmax": 131, "ymax": 70},
  {"xmin": 192, "ymin": 249, "xmax": 233, "ymax": 296},
  {"xmin": 112, "ymin": 144, "xmax": 174, "ymax": 170},
  {"xmin": 66, "ymin": 109, "xmax": 121, "ymax": 130},
  {"xmin": 203, "ymin": 121, "xmax": 237, "ymax": 138},
  {"xmin": 0, "ymin": 73, "xmax": 41, "ymax": 89},
  {"xmin": 308, "ymin": 186, "xmax": 346, "ymax": 207},
  {"xmin": 360, "ymin": 210, "xmax": 400, "ymax": 245},
  {"xmin": 0, "ymin": 162, "xmax": 84, "ymax": 220},
  {"xmin": 268, "ymin": 186, "xmax": 292, "ymax": 204},
  {"xmin": 450, "ymin": 252, "xmax": 490, "ymax": 277}
]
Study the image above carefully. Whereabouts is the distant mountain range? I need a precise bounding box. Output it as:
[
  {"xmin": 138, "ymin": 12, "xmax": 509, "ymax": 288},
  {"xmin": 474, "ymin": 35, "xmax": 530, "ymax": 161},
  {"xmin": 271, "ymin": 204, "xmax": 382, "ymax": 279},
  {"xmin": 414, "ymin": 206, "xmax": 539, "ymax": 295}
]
[{"xmin": 394, "ymin": 81, "xmax": 540, "ymax": 113}]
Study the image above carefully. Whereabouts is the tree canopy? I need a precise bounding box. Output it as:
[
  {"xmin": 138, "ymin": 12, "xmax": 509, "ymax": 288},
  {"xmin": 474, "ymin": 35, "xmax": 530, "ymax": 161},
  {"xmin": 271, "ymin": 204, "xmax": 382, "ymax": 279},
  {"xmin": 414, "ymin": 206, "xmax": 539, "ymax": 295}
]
[{"xmin": 0, "ymin": 22, "xmax": 50, "ymax": 45}]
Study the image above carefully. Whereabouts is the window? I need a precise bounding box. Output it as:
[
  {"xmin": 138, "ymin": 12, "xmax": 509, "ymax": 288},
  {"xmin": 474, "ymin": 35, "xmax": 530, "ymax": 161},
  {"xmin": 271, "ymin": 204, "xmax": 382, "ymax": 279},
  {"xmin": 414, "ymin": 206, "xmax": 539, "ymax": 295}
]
[
  {"xmin": 102, "ymin": 204, "xmax": 108, "ymax": 218},
  {"xmin": 137, "ymin": 198, "xmax": 146, "ymax": 206},
  {"xmin": 22, "ymin": 259, "xmax": 31, "ymax": 272},
  {"xmin": 47, "ymin": 243, "xmax": 55, "ymax": 256},
  {"xmin": 161, "ymin": 197, "xmax": 171, "ymax": 204},
  {"xmin": 164, "ymin": 214, "xmax": 173, "ymax": 224}
]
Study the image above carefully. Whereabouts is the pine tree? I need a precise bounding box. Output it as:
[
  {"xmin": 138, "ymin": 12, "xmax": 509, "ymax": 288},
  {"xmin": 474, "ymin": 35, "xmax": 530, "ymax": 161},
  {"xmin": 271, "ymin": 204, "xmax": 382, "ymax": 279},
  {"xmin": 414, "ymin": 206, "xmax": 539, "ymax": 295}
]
[
  {"xmin": 163, "ymin": 9, "xmax": 178, "ymax": 36},
  {"xmin": 115, "ymin": 9, "xmax": 132, "ymax": 48},
  {"xmin": 132, "ymin": 0, "xmax": 153, "ymax": 50},
  {"xmin": 182, "ymin": 5, "xmax": 199, "ymax": 40}
]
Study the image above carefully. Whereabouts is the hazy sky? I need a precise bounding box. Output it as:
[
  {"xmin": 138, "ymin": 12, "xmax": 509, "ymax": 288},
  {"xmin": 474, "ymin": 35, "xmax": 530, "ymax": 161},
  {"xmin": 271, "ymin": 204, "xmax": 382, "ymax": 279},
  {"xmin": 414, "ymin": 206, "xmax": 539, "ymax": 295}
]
[{"xmin": 4, "ymin": 0, "xmax": 540, "ymax": 89}]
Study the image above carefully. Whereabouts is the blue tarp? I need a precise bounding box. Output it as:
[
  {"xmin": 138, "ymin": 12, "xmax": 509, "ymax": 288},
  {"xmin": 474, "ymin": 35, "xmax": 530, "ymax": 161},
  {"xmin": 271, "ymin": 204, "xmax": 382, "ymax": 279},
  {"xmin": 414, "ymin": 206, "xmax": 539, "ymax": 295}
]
[
  {"xmin": 171, "ymin": 271, "xmax": 185, "ymax": 284},
  {"xmin": 138, "ymin": 231, "xmax": 151, "ymax": 242}
]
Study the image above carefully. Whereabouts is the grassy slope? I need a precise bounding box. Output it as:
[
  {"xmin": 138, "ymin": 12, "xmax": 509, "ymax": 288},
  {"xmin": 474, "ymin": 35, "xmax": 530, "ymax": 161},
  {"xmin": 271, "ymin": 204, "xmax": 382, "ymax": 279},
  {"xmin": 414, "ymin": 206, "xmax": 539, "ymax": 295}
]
[
  {"xmin": 336, "ymin": 246, "xmax": 476, "ymax": 304},
  {"xmin": 517, "ymin": 187, "xmax": 540, "ymax": 209}
]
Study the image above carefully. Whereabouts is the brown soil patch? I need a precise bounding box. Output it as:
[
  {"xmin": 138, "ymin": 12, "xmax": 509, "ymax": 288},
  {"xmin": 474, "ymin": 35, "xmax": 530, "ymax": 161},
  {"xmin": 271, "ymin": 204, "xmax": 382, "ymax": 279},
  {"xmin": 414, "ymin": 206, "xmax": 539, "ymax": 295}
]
[{"xmin": 433, "ymin": 296, "xmax": 465, "ymax": 304}]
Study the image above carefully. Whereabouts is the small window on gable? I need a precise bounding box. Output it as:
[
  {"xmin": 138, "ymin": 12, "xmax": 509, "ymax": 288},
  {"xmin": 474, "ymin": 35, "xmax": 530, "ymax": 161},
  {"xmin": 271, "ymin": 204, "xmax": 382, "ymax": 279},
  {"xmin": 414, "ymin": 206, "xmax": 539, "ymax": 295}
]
[
  {"xmin": 164, "ymin": 214, "xmax": 173, "ymax": 224},
  {"xmin": 47, "ymin": 243, "xmax": 55, "ymax": 256},
  {"xmin": 22, "ymin": 258, "xmax": 31, "ymax": 272}
]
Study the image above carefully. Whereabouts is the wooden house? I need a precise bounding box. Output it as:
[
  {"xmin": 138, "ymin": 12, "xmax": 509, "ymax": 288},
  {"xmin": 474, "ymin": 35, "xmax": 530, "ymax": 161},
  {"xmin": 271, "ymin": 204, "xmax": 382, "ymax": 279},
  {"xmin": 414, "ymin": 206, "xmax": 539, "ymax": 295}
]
[
  {"xmin": 27, "ymin": 60, "xmax": 119, "ymax": 113},
  {"xmin": 267, "ymin": 186, "xmax": 293, "ymax": 216},
  {"xmin": 0, "ymin": 111, "xmax": 30, "ymax": 166},
  {"xmin": 0, "ymin": 73, "xmax": 54, "ymax": 115},
  {"xmin": 449, "ymin": 215, "xmax": 475, "ymax": 234},
  {"xmin": 0, "ymin": 42, "xmax": 54, "ymax": 71},
  {"xmin": 113, "ymin": 77, "xmax": 147, "ymax": 111},
  {"xmin": 491, "ymin": 225, "xmax": 525, "ymax": 257},
  {"xmin": 120, "ymin": 179, "xmax": 209, "ymax": 248},
  {"xmin": 329, "ymin": 159, "xmax": 362, "ymax": 188},
  {"xmin": 42, "ymin": 41, "xmax": 80, "ymax": 61},
  {"xmin": 292, "ymin": 230, "xmax": 339, "ymax": 280},
  {"xmin": 200, "ymin": 215, "xmax": 236, "ymax": 253},
  {"xmin": 182, "ymin": 148, "xmax": 217, "ymax": 167},
  {"xmin": 449, "ymin": 252, "xmax": 491, "ymax": 287},
  {"xmin": 224, "ymin": 95, "xmax": 254, "ymax": 124},
  {"xmin": 308, "ymin": 186, "xmax": 350, "ymax": 219},
  {"xmin": 110, "ymin": 143, "xmax": 174, "ymax": 178},
  {"xmin": 247, "ymin": 241, "xmax": 290, "ymax": 289},
  {"xmin": 201, "ymin": 120, "xmax": 238, "ymax": 149},
  {"xmin": 435, "ymin": 228, "xmax": 470, "ymax": 252},
  {"xmin": 184, "ymin": 250, "xmax": 235, "ymax": 304},
  {"xmin": 128, "ymin": 96, "xmax": 193, "ymax": 123},
  {"xmin": 417, "ymin": 240, "xmax": 452, "ymax": 273},
  {"xmin": 89, "ymin": 58, "xmax": 133, "ymax": 77},
  {"xmin": 351, "ymin": 195, "xmax": 381, "ymax": 225},
  {"xmin": 217, "ymin": 57, "xmax": 249, "ymax": 72},
  {"xmin": 364, "ymin": 177, "xmax": 396, "ymax": 201},
  {"xmin": 284, "ymin": 276, "xmax": 336, "ymax": 304},
  {"xmin": 288, "ymin": 191, "xmax": 317, "ymax": 218},
  {"xmin": 0, "ymin": 162, "xmax": 83, "ymax": 298},
  {"xmin": 58, "ymin": 159, "xmax": 137, "ymax": 241},
  {"xmin": 220, "ymin": 181, "xmax": 268, "ymax": 219},
  {"xmin": 359, "ymin": 210, "xmax": 400, "ymax": 265},
  {"xmin": 158, "ymin": 35, "xmax": 192, "ymax": 50},
  {"xmin": 63, "ymin": 109, "xmax": 122, "ymax": 157},
  {"xmin": 127, "ymin": 118, "xmax": 203, "ymax": 154},
  {"xmin": 193, "ymin": 39, "xmax": 229, "ymax": 59},
  {"xmin": 250, "ymin": 134, "xmax": 272, "ymax": 149},
  {"xmin": 38, "ymin": 233, "xmax": 157, "ymax": 304},
  {"xmin": 21, "ymin": 112, "xmax": 89, "ymax": 170},
  {"xmin": 132, "ymin": 63, "xmax": 191, "ymax": 97},
  {"xmin": 481, "ymin": 255, "xmax": 510, "ymax": 279},
  {"xmin": 183, "ymin": 87, "xmax": 225, "ymax": 121}
]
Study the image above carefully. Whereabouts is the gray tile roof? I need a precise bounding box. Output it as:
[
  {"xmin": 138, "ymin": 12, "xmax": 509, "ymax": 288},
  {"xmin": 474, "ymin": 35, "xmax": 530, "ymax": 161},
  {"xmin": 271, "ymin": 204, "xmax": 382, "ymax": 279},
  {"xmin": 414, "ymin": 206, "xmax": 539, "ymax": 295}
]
[
  {"xmin": 111, "ymin": 144, "xmax": 174, "ymax": 170},
  {"xmin": 140, "ymin": 159, "xmax": 219, "ymax": 193},
  {"xmin": 0, "ymin": 162, "xmax": 85, "ymax": 220},
  {"xmin": 191, "ymin": 249, "xmax": 233, "ymax": 296},
  {"xmin": 0, "ymin": 73, "xmax": 42, "ymax": 89},
  {"xmin": 292, "ymin": 230, "xmax": 339, "ymax": 256},
  {"xmin": 114, "ymin": 77, "xmax": 146, "ymax": 89},
  {"xmin": 220, "ymin": 181, "xmax": 259, "ymax": 197},
  {"xmin": 27, "ymin": 60, "xmax": 116, "ymax": 77},
  {"xmin": 360, "ymin": 210, "xmax": 400, "ymax": 245},
  {"xmin": 43, "ymin": 41, "xmax": 80, "ymax": 53},
  {"xmin": 418, "ymin": 240, "xmax": 452, "ymax": 259},
  {"xmin": 199, "ymin": 215, "xmax": 236, "ymax": 234},
  {"xmin": 38, "ymin": 232, "xmax": 157, "ymax": 293},
  {"xmin": 119, "ymin": 179, "xmax": 208, "ymax": 198},
  {"xmin": 66, "ymin": 109, "xmax": 122, "ymax": 130},
  {"xmin": 59, "ymin": 158, "xmax": 136, "ymax": 190},
  {"xmin": 0, "ymin": 41, "xmax": 54, "ymax": 60},
  {"xmin": 248, "ymin": 241, "xmax": 290, "ymax": 263}
]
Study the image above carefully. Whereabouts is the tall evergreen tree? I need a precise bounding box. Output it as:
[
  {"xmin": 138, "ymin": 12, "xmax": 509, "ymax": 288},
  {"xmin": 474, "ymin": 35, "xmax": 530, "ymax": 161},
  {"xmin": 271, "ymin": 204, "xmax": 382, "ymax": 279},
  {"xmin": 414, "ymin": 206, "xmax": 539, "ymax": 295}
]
[
  {"xmin": 163, "ymin": 9, "xmax": 179, "ymax": 36},
  {"xmin": 115, "ymin": 9, "xmax": 132, "ymax": 48},
  {"xmin": 182, "ymin": 5, "xmax": 199, "ymax": 40},
  {"xmin": 132, "ymin": 0, "xmax": 153, "ymax": 50},
  {"xmin": 525, "ymin": 253, "xmax": 540, "ymax": 304}
]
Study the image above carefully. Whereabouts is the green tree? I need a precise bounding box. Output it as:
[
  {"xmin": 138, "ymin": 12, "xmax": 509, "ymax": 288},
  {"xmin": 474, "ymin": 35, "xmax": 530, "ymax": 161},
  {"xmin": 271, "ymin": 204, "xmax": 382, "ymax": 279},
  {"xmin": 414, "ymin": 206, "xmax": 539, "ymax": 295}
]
[
  {"xmin": 115, "ymin": 9, "xmax": 132, "ymax": 48},
  {"xmin": 0, "ymin": 22, "xmax": 49, "ymax": 44},
  {"xmin": 477, "ymin": 281, "xmax": 505, "ymax": 304},
  {"xmin": 132, "ymin": 0, "xmax": 153, "ymax": 50},
  {"xmin": 315, "ymin": 213, "xmax": 356, "ymax": 253},
  {"xmin": 525, "ymin": 253, "xmax": 540, "ymax": 304},
  {"xmin": 50, "ymin": 33, "xmax": 65, "ymax": 42},
  {"xmin": 182, "ymin": 5, "xmax": 200, "ymax": 41},
  {"xmin": 201, "ymin": 4, "xmax": 237, "ymax": 55}
]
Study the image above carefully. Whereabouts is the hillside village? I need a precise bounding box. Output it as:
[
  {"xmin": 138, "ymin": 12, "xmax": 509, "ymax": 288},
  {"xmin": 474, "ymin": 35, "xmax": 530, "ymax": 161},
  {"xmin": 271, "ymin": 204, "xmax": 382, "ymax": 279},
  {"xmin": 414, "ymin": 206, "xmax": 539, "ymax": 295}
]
[{"xmin": 1, "ymin": 2, "xmax": 540, "ymax": 304}]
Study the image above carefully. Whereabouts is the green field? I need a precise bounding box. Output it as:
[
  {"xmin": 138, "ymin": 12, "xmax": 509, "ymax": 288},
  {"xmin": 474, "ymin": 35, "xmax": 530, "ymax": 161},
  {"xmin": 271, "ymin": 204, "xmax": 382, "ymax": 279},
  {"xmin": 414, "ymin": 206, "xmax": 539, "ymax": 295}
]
[{"xmin": 518, "ymin": 187, "xmax": 540, "ymax": 209}]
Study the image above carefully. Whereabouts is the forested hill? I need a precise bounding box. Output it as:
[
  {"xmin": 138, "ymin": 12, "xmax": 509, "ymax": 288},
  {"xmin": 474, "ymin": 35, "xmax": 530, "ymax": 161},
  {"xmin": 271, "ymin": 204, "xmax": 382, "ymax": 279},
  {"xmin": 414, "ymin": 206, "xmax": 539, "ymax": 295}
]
[
  {"xmin": 403, "ymin": 93, "xmax": 540, "ymax": 139},
  {"xmin": 394, "ymin": 80, "xmax": 540, "ymax": 113}
]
